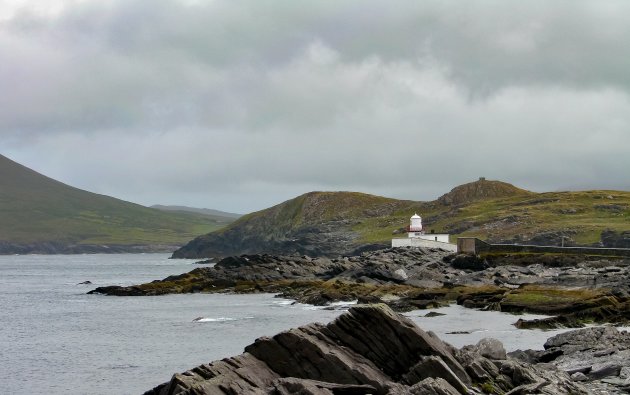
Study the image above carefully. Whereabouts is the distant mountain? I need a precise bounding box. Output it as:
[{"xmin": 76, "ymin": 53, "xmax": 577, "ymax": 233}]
[
  {"xmin": 151, "ymin": 205, "xmax": 241, "ymax": 221},
  {"xmin": 0, "ymin": 154, "xmax": 228, "ymax": 254},
  {"xmin": 172, "ymin": 179, "xmax": 630, "ymax": 259}
]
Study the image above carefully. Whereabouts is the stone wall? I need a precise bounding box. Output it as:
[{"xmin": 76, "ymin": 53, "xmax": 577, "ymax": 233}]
[{"xmin": 457, "ymin": 237, "xmax": 630, "ymax": 257}]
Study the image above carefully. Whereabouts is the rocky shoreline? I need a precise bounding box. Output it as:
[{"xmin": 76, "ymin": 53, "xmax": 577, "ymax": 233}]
[
  {"xmin": 88, "ymin": 247, "xmax": 630, "ymax": 393},
  {"xmin": 144, "ymin": 304, "xmax": 630, "ymax": 394},
  {"xmin": 90, "ymin": 247, "xmax": 630, "ymax": 329}
]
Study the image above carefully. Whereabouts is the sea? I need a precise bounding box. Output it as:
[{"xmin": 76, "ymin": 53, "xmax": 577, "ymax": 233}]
[{"xmin": 0, "ymin": 253, "xmax": 608, "ymax": 395}]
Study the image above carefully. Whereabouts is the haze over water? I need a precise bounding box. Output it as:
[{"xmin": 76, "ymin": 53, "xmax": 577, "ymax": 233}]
[{"xmin": 1, "ymin": 254, "xmax": 589, "ymax": 395}]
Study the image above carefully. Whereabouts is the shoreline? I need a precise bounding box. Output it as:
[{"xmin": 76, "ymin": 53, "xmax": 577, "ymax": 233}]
[{"xmin": 89, "ymin": 247, "xmax": 630, "ymax": 330}]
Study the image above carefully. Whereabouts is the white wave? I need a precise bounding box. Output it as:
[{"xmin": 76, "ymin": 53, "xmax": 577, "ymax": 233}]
[
  {"xmin": 299, "ymin": 300, "xmax": 358, "ymax": 311},
  {"xmin": 330, "ymin": 300, "xmax": 358, "ymax": 306},
  {"xmin": 192, "ymin": 316, "xmax": 254, "ymax": 323},
  {"xmin": 271, "ymin": 299, "xmax": 294, "ymax": 306}
]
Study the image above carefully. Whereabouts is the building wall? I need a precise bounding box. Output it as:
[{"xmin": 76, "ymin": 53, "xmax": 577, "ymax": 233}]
[
  {"xmin": 409, "ymin": 233, "xmax": 449, "ymax": 243},
  {"xmin": 392, "ymin": 237, "xmax": 457, "ymax": 252}
]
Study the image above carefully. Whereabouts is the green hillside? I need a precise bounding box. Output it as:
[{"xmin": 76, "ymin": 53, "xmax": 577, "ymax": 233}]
[
  {"xmin": 356, "ymin": 188, "xmax": 630, "ymax": 246},
  {"xmin": 0, "ymin": 154, "xmax": 231, "ymax": 252},
  {"xmin": 173, "ymin": 178, "xmax": 630, "ymax": 259}
]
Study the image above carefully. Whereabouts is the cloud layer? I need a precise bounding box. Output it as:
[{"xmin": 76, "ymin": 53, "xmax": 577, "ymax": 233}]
[{"xmin": 2, "ymin": 0, "xmax": 629, "ymax": 212}]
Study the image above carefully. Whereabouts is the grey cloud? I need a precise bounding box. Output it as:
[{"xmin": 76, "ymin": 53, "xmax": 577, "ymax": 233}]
[
  {"xmin": 3, "ymin": 1, "xmax": 630, "ymax": 130},
  {"xmin": 1, "ymin": 1, "xmax": 630, "ymax": 212}
]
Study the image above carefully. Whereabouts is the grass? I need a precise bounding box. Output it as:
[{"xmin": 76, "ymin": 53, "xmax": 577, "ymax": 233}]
[
  {"xmin": 503, "ymin": 286, "xmax": 598, "ymax": 306},
  {"xmin": 352, "ymin": 189, "xmax": 630, "ymax": 246}
]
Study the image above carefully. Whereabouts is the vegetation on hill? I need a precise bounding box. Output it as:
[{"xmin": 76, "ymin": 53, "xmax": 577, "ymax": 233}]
[
  {"xmin": 0, "ymin": 154, "xmax": 231, "ymax": 252},
  {"xmin": 174, "ymin": 178, "xmax": 630, "ymax": 259},
  {"xmin": 150, "ymin": 205, "xmax": 241, "ymax": 221}
]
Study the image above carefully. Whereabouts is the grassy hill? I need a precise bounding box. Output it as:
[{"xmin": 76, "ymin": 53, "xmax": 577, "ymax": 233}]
[
  {"xmin": 173, "ymin": 178, "xmax": 630, "ymax": 259},
  {"xmin": 356, "ymin": 187, "xmax": 630, "ymax": 246},
  {"xmin": 0, "ymin": 154, "xmax": 232, "ymax": 253}
]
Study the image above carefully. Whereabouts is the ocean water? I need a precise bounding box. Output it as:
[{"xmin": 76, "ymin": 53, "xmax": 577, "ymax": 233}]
[
  {"xmin": 0, "ymin": 253, "xmax": 603, "ymax": 395},
  {"xmin": 1, "ymin": 254, "xmax": 345, "ymax": 394}
]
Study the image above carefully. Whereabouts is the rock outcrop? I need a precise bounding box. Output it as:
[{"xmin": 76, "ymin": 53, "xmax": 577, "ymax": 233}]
[
  {"xmin": 0, "ymin": 241, "xmax": 180, "ymax": 254},
  {"xmin": 144, "ymin": 305, "xmax": 589, "ymax": 395},
  {"xmin": 601, "ymin": 229, "xmax": 630, "ymax": 248},
  {"xmin": 90, "ymin": 247, "xmax": 630, "ymax": 328},
  {"xmin": 510, "ymin": 326, "xmax": 630, "ymax": 393}
]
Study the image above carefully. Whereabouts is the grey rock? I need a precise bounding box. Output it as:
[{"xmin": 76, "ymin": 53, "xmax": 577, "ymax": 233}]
[
  {"xmin": 601, "ymin": 229, "xmax": 630, "ymax": 248},
  {"xmin": 571, "ymin": 372, "xmax": 588, "ymax": 382},
  {"xmin": 405, "ymin": 377, "xmax": 462, "ymax": 395},
  {"xmin": 403, "ymin": 356, "xmax": 468, "ymax": 394},
  {"xmin": 476, "ymin": 337, "xmax": 507, "ymax": 360},
  {"xmin": 143, "ymin": 353, "xmax": 279, "ymax": 395},
  {"xmin": 320, "ymin": 305, "xmax": 471, "ymax": 386},
  {"xmin": 544, "ymin": 326, "xmax": 620, "ymax": 351},
  {"xmin": 245, "ymin": 322, "xmax": 394, "ymax": 393},
  {"xmin": 588, "ymin": 362, "xmax": 621, "ymax": 380},
  {"xmin": 272, "ymin": 378, "xmax": 377, "ymax": 395},
  {"xmin": 600, "ymin": 377, "xmax": 630, "ymax": 387}
]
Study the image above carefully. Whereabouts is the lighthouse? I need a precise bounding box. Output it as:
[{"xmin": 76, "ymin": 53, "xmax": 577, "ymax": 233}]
[
  {"xmin": 409, "ymin": 213, "xmax": 423, "ymax": 234},
  {"xmin": 391, "ymin": 213, "xmax": 456, "ymax": 251}
]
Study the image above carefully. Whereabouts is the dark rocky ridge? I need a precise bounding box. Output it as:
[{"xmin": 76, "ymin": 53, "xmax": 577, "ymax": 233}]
[
  {"xmin": 0, "ymin": 241, "xmax": 181, "ymax": 254},
  {"xmin": 171, "ymin": 191, "xmax": 405, "ymax": 259},
  {"xmin": 171, "ymin": 218, "xmax": 388, "ymax": 260},
  {"xmin": 143, "ymin": 304, "xmax": 630, "ymax": 395}
]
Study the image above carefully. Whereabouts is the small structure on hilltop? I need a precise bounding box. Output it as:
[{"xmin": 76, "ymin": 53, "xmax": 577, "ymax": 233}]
[{"xmin": 392, "ymin": 213, "xmax": 456, "ymax": 251}]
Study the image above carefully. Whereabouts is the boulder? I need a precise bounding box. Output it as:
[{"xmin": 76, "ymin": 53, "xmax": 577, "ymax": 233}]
[
  {"xmin": 402, "ymin": 356, "xmax": 468, "ymax": 394},
  {"xmin": 271, "ymin": 378, "xmax": 377, "ymax": 395},
  {"xmin": 406, "ymin": 377, "xmax": 462, "ymax": 395},
  {"xmin": 539, "ymin": 326, "xmax": 630, "ymax": 393},
  {"xmin": 476, "ymin": 337, "xmax": 507, "ymax": 360}
]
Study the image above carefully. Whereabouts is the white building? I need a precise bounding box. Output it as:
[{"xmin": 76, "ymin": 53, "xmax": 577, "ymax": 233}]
[{"xmin": 391, "ymin": 213, "xmax": 456, "ymax": 251}]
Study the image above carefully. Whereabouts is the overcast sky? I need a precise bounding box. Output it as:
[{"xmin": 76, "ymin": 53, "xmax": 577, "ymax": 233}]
[{"xmin": 2, "ymin": 0, "xmax": 629, "ymax": 213}]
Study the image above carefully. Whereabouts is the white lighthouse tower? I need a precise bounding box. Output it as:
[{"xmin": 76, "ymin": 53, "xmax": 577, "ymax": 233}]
[
  {"xmin": 391, "ymin": 213, "xmax": 456, "ymax": 251},
  {"xmin": 408, "ymin": 213, "xmax": 423, "ymax": 235}
]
